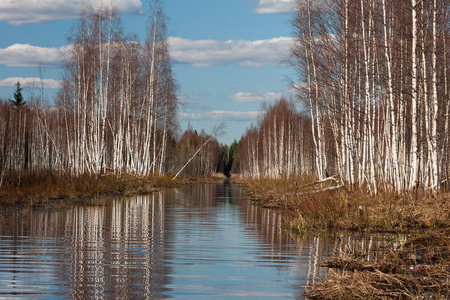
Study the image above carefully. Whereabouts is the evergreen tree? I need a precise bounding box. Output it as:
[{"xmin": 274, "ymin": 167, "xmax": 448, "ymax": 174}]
[
  {"xmin": 223, "ymin": 139, "xmax": 239, "ymax": 178},
  {"xmin": 9, "ymin": 82, "xmax": 26, "ymax": 108}
]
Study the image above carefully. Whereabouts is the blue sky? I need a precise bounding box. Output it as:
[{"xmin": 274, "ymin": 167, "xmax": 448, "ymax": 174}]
[{"xmin": 0, "ymin": 0, "xmax": 297, "ymax": 145}]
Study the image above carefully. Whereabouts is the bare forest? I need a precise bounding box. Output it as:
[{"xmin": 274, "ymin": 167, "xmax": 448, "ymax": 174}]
[
  {"xmin": 0, "ymin": 1, "xmax": 223, "ymax": 187},
  {"xmin": 236, "ymin": 0, "xmax": 450, "ymax": 194},
  {"xmin": 1, "ymin": 0, "xmax": 449, "ymax": 196}
]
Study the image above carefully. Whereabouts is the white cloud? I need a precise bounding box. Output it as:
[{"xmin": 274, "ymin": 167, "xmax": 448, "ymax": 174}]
[
  {"xmin": 231, "ymin": 91, "xmax": 283, "ymax": 103},
  {"xmin": 0, "ymin": 44, "xmax": 69, "ymax": 68},
  {"xmin": 254, "ymin": 0, "xmax": 295, "ymax": 14},
  {"xmin": 0, "ymin": 77, "xmax": 61, "ymax": 89},
  {"xmin": 168, "ymin": 36, "xmax": 293, "ymax": 67},
  {"xmin": 0, "ymin": 0, "xmax": 143, "ymax": 25},
  {"xmin": 179, "ymin": 110, "xmax": 260, "ymax": 121},
  {"xmin": 2, "ymin": 36, "xmax": 293, "ymax": 69}
]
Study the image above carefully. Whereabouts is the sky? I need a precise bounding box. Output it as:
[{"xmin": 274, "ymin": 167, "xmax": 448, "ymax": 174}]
[{"xmin": 0, "ymin": 0, "xmax": 297, "ymax": 145}]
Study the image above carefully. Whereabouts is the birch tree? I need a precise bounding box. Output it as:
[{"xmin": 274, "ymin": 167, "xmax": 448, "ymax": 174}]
[{"xmin": 288, "ymin": 0, "xmax": 449, "ymax": 193}]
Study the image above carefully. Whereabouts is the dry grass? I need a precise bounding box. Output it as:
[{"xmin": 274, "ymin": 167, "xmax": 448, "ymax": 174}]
[
  {"xmin": 0, "ymin": 171, "xmax": 180, "ymax": 207},
  {"xmin": 239, "ymin": 177, "xmax": 450, "ymax": 298},
  {"xmin": 239, "ymin": 177, "xmax": 450, "ymax": 234},
  {"xmin": 177, "ymin": 173, "xmax": 228, "ymax": 184},
  {"xmin": 305, "ymin": 229, "xmax": 450, "ymax": 299},
  {"xmin": 0, "ymin": 172, "xmax": 229, "ymax": 207}
]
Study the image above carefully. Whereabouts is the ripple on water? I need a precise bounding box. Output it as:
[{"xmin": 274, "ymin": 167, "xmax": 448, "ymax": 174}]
[{"xmin": 0, "ymin": 184, "xmax": 340, "ymax": 299}]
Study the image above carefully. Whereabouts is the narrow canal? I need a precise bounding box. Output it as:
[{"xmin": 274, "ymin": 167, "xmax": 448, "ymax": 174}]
[{"xmin": 0, "ymin": 183, "xmax": 368, "ymax": 299}]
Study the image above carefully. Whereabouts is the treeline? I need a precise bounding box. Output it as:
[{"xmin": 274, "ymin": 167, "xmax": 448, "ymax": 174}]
[
  {"xmin": 0, "ymin": 1, "xmax": 222, "ymax": 186},
  {"xmin": 235, "ymin": 98, "xmax": 318, "ymax": 178},
  {"xmin": 175, "ymin": 125, "xmax": 224, "ymax": 176},
  {"xmin": 237, "ymin": 0, "xmax": 449, "ymax": 193}
]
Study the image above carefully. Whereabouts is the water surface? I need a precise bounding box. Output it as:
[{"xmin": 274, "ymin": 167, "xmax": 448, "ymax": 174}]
[{"xmin": 0, "ymin": 183, "xmax": 361, "ymax": 299}]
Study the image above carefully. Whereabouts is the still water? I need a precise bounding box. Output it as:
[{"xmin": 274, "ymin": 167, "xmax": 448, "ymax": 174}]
[{"xmin": 0, "ymin": 183, "xmax": 369, "ymax": 299}]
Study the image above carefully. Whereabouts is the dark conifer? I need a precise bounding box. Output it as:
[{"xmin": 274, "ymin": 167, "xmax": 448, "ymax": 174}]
[{"xmin": 9, "ymin": 82, "xmax": 26, "ymax": 108}]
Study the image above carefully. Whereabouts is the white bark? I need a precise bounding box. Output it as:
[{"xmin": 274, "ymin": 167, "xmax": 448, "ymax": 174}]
[
  {"xmin": 431, "ymin": 0, "xmax": 439, "ymax": 191},
  {"xmin": 382, "ymin": 0, "xmax": 400, "ymax": 191},
  {"xmin": 410, "ymin": 0, "xmax": 420, "ymax": 189}
]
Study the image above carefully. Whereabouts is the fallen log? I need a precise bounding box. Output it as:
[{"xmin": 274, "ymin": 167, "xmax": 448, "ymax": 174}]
[
  {"xmin": 297, "ymin": 175, "xmax": 339, "ymax": 189},
  {"xmin": 296, "ymin": 184, "xmax": 344, "ymax": 195}
]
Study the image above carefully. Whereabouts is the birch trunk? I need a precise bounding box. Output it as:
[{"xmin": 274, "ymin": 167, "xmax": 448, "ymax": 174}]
[
  {"xmin": 431, "ymin": 0, "xmax": 439, "ymax": 191},
  {"xmin": 410, "ymin": 0, "xmax": 420, "ymax": 189},
  {"xmin": 382, "ymin": 0, "xmax": 400, "ymax": 191}
]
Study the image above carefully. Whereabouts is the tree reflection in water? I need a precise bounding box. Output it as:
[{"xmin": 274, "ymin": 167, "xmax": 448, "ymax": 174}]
[{"xmin": 0, "ymin": 184, "xmax": 402, "ymax": 298}]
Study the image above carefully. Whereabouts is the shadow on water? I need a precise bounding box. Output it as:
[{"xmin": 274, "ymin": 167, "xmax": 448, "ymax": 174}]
[{"xmin": 0, "ymin": 183, "xmax": 403, "ymax": 298}]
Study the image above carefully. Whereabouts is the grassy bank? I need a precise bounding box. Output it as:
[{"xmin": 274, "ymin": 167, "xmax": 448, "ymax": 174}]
[
  {"xmin": 239, "ymin": 177, "xmax": 450, "ymax": 234},
  {"xmin": 305, "ymin": 229, "xmax": 450, "ymax": 299},
  {"xmin": 0, "ymin": 172, "xmax": 226, "ymax": 207},
  {"xmin": 238, "ymin": 176, "xmax": 450, "ymax": 298}
]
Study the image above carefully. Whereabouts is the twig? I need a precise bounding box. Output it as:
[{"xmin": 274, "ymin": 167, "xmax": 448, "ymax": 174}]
[
  {"xmin": 298, "ymin": 174, "xmax": 338, "ymax": 189},
  {"xmin": 296, "ymin": 184, "xmax": 343, "ymax": 195}
]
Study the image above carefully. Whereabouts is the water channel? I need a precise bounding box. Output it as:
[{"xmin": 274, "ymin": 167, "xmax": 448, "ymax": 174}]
[{"xmin": 0, "ymin": 183, "xmax": 392, "ymax": 299}]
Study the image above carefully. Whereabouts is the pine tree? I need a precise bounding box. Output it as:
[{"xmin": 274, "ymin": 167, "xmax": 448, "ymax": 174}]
[{"xmin": 9, "ymin": 82, "xmax": 26, "ymax": 108}]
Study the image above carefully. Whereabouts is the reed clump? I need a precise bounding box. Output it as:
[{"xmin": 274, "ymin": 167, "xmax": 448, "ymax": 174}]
[
  {"xmin": 305, "ymin": 229, "xmax": 450, "ymax": 299},
  {"xmin": 240, "ymin": 177, "xmax": 450, "ymax": 233}
]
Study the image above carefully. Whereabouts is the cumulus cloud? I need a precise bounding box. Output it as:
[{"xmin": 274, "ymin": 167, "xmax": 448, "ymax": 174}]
[
  {"xmin": 2, "ymin": 36, "xmax": 293, "ymax": 69},
  {"xmin": 179, "ymin": 110, "xmax": 260, "ymax": 121},
  {"xmin": 0, "ymin": 44, "xmax": 69, "ymax": 68},
  {"xmin": 168, "ymin": 36, "xmax": 292, "ymax": 67},
  {"xmin": 254, "ymin": 0, "xmax": 295, "ymax": 14},
  {"xmin": 0, "ymin": 0, "xmax": 143, "ymax": 25},
  {"xmin": 0, "ymin": 77, "xmax": 61, "ymax": 89},
  {"xmin": 230, "ymin": 91, "xmax": 283, "ymax": 103}
]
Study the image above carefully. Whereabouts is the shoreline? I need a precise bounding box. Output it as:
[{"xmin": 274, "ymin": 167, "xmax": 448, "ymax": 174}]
[
  {"xmin": 2, "ymin": 174, "xmax": 448, "ymax": 297},
  {"xmin": 237, "ymin": 177, "xmax": 449, "ymax": 234},
  {"xmin": 0, "ymin": 172, "xmax": 227, "ymax": 208},
  {"xmin": 236, "ymin": 176, "xmax": 450, "ymax": 299}
]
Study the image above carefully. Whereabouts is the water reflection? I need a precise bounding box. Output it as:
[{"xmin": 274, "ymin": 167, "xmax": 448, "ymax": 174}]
[
  {"xmin": 61, "ymin": 194, "xmax": 171, "ymax": 298},
  {"xmin": 0, "ymin": 184, "xmax": 401, "ymax": 299}
]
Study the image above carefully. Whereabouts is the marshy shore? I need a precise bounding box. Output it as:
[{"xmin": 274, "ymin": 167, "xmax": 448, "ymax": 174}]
[
  {"xmin": 0, "ymin": 172, "xmax": 226, "ymax": 208},
  {"xmin": 238, "ymin": 177, "xmax": 450, "ymax": 299},
  {"xmin": 2, "ymin": 174, "xmax": 448, "ymax": 298},
  {"xmin": 306, "ymin": 228, "xmax": 450, "ymax": 299}
]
